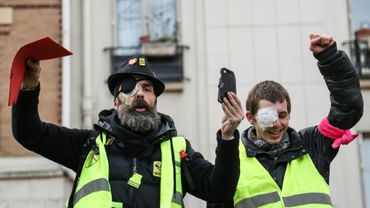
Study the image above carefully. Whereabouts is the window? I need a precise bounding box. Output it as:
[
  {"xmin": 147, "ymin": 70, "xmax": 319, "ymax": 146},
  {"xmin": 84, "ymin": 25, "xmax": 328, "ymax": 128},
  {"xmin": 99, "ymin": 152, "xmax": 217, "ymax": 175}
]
[
  {"xmin": 344, "ymin": 0, "xmax": 370, "ymax": 79},
  {"xmin": 112, "ymin": 0, "xmax": 184, "ymax": 83},
  {"xmin": 116, "ymin": 0, "xmax": 143, "ymax": 55}
]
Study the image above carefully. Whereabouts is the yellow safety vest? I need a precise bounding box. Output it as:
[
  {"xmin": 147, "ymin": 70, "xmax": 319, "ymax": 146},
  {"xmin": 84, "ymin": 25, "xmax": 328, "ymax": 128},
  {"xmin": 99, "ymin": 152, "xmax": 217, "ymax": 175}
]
[
  {"xmin": 70, "ymin": 133, "xmax": 186, "ymax": 208},
  {"xmin": 234, "ymin": 142, "xmax": 333, "ymax": 208}
]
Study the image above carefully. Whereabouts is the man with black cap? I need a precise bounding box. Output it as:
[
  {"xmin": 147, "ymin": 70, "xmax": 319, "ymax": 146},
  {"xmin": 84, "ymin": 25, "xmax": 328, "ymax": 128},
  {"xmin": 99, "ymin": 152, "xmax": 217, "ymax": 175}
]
[{"xmin": 12, "ymin": 55, "xmax": 244, "ymax": 207}]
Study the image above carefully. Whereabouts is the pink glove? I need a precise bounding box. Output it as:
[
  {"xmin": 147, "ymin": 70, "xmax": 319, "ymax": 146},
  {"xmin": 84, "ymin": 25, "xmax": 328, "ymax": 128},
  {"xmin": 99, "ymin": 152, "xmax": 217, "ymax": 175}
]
[{"xmin": 318, "ymin": 117, "xmax": 359, "ymax": 149}]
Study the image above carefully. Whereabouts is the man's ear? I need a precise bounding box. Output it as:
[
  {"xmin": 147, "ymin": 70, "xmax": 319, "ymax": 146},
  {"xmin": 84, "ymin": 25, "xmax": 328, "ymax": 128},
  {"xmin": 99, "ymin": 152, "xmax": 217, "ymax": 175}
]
[{"xmin": 246, "ymin": 111, "xmax": 256, "ymax": 125}]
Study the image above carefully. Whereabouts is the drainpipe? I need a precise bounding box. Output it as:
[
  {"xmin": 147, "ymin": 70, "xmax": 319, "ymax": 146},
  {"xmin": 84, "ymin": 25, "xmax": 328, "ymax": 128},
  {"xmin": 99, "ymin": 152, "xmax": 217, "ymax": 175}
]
[
  {"xmin": 142, "ymin": 0, "xmax": 149, "ymax": 40},
  {"xmin": 62, "ymin": 0, "xmax": 71, "ymax": 127},
  {"xmin": 82, "ymin": 0, "xmax": 93, "ymax": 128}
]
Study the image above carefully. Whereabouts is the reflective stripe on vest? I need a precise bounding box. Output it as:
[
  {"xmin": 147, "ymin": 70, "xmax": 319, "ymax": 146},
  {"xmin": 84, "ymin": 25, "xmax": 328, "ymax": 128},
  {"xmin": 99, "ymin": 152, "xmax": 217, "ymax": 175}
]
[
  {"xmin": 283, "ymin": 193, "xmax": 332, "ymax": 207},
  {"xmin": 234, "ymin": 142, "xmax": 333, "ymax": 208},
  {"xmin": 235, "ymin": 191, "xmax": 280, "ymax": 208},
  {"xmin": 160, "ymin": 137, "xmax": 186, "ymax": 208},
  {"xmin": 74, "ymin": 178, "xmax": 110, "ymax": 205},
  {"xmin": 71, "ymin": 133, "xmax": 186, "ymax": 208}
]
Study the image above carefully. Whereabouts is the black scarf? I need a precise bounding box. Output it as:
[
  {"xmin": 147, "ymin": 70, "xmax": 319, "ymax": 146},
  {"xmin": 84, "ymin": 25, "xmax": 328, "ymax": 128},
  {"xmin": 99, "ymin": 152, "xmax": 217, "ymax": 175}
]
[{"xmin": 247, "ymin": 127, "xmax": 290, "ymax": 157}]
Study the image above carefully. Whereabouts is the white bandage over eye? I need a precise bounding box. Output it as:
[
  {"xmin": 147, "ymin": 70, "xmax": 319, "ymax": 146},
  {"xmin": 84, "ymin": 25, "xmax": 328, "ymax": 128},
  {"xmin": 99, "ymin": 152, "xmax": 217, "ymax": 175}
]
[{"xmin": 257, "ymin": 107, "xmax": 278, "ymax": 131}]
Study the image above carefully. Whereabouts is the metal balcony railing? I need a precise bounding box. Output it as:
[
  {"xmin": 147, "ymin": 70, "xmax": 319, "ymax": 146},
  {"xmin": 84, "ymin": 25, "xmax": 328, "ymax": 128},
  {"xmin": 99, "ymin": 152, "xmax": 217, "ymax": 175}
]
[
  {"xmin": 104, "ymin": 44, "xmax": 189, "ymax": 83},
  {"xmin": 343, "ymin": 39, "xmax": 370, "ymax": 79}
]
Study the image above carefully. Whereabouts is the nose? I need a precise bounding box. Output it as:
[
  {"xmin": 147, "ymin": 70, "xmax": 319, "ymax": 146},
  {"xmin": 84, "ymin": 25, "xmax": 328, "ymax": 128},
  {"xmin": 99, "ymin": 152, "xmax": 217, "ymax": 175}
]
[
  {"xmin": 273, "ymin": 118, "xmax": 281, "ymax": 127},
  {"xmin": 135, "ymin": 85, "xmax": 144, "ymax": 98}
]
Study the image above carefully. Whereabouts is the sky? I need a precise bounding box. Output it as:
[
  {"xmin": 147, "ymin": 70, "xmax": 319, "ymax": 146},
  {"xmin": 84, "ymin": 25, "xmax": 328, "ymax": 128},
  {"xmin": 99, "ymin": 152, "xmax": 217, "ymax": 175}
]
[{"xmin": 351, "ymin": 0, "xmax": 370, "ymax": 31}]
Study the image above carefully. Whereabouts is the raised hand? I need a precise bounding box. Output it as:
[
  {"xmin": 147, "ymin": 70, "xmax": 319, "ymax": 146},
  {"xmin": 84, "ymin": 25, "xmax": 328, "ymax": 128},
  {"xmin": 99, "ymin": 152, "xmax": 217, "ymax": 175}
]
[
  {"xmin": 221, "ymin": 92, "xmax": 244, "ymax": 140},
  {"xmin": 309, "ymin": 33, "xmax": 335, "ymax": 54},
  {"xmin": 22, "ymin": 58, "xmax": 41, "ymax": 90}
]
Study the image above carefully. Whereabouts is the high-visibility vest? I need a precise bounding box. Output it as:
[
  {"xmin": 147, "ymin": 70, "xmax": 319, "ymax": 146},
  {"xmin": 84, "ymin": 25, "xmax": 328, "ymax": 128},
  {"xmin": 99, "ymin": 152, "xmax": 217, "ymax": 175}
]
[
  {"xmin": 71, "ymin": 133, "xmax": 186, "ymax": 208},
  {"xmin": 234, "ymin": 142, "xmax": 333, "ymax": 208}
]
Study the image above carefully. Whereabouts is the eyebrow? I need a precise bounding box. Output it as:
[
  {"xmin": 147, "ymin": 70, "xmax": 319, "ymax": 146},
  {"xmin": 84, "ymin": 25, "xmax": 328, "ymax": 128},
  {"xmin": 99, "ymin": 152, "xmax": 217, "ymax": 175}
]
[{"xmin": 137, "ymin": 79, "xmax": 153, "ymax": 88}]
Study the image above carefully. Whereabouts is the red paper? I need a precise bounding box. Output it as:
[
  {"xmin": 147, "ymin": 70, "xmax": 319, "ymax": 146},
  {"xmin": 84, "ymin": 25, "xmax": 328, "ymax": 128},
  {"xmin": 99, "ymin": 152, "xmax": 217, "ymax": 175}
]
[{"xmin": 8, "ymin": 37, "xmax": 72, "ymax": 106}]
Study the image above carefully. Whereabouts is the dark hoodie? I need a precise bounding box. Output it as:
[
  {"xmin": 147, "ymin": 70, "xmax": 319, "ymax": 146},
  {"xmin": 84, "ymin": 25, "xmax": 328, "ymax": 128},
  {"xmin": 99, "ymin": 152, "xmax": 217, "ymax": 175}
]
[{"xmin": 12, "ymin": 86, "xmax": 240, "ymax": 207}]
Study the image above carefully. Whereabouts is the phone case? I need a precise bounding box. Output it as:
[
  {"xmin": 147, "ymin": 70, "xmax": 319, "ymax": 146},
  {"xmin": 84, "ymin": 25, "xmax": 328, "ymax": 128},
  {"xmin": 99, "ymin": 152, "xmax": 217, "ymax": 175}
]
[{"xmin": 218, "ymin": 67, "xmax": 236, "ymax": 103}]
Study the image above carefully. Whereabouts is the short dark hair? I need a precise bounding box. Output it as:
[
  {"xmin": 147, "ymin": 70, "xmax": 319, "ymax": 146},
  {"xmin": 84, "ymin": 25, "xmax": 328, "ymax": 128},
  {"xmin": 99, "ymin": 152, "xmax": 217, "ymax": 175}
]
[{"xmin": 246, "ymin": 80, "xmax": 291, "ymax": 116}]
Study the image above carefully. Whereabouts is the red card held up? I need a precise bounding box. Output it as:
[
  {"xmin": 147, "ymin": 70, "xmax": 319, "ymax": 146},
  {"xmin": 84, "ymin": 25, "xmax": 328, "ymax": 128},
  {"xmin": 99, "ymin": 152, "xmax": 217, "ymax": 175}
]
[{"xmin": 8, "ymin": 37, "xmax": 72, "ymax": 106}]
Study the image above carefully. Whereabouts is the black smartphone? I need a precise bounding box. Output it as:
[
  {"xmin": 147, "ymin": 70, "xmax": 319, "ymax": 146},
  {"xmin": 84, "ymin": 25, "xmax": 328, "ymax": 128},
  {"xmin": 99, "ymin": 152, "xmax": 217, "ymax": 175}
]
[{"xmin": 218, "ymin": 67, "xmax": 236, "ymax": 103}]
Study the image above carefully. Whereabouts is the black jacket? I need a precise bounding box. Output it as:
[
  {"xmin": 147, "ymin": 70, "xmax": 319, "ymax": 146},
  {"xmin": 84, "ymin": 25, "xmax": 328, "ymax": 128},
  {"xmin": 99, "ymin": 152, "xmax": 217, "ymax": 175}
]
[
  {"xmin": 208, "ymin": 43, "xmax": 364, "ymax": 208},
  {"xmin": 12, "ymin": 87, "xmax": 240, "ymax": 207}
]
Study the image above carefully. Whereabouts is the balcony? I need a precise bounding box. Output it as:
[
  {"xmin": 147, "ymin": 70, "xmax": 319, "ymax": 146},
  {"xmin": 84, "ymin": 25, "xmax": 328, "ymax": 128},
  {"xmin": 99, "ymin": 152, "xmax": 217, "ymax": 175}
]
[
  {"xmin": 343, "ymin": 28, "xmax": 370, "ymax": 80},
  {"xmin": 105, "ymin": 41, "xmax": 188, "ymax": 84}
]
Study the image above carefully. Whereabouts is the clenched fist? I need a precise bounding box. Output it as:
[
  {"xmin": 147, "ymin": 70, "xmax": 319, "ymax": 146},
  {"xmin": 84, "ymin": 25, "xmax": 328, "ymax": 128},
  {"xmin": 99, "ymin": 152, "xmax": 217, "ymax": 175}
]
[{"xmin": 309, "ymin": 33, "xmax": 335, "ymax": 54}]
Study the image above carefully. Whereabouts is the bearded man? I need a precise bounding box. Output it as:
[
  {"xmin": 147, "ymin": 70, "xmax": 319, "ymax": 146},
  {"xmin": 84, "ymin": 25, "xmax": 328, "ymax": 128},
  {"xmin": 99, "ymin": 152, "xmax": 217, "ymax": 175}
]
[{"xmin": 12, "ymin": 55, "xmax": 244, "ymax": 208}]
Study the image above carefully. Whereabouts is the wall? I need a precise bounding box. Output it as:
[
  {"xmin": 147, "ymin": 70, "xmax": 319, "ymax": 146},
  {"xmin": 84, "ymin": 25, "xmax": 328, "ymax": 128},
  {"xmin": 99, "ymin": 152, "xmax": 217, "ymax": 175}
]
[
  {"xmin": 0, "ymin": 0, "xmax": 62, "ymax": 156},
  {"xmin": 0, "ymin": 157, "xmax": 73, "ymax": 208},
  {"xmin": 0, "ymin": 1, "xmax": 72, "ymax": 207}
]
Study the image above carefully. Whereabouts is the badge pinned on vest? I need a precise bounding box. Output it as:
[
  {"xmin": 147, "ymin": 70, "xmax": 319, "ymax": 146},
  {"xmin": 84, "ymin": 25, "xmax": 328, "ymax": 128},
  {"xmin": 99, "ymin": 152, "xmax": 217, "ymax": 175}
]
[
  {"xmin": 153, "ymin": 161, "xmax": 161, "ymax": 177},
  {"xmin": 128, "ymin": 58, "xmax": 137, "ymax": 65},
  {"xmin": 139, "ymin": 57, "xmax": 146, "ymax": 66}
]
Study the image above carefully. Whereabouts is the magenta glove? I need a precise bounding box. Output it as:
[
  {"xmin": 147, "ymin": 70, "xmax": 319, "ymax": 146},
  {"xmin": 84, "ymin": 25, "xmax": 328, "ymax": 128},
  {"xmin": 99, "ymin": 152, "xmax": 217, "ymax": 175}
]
[{"xmin": 318, "ymin": 117, "xmax": 359, "ymax": 149}]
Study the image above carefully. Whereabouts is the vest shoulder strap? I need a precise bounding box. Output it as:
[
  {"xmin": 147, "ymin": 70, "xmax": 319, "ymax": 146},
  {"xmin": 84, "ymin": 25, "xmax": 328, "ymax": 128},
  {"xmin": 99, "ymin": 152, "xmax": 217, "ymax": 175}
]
[
  {"xmin": 67, "ymin": 132, "xmax": 112, "ymax": 208},
  {"xmin": 160, "ymin": 136, "xmax": 187, "ymax": 208}
]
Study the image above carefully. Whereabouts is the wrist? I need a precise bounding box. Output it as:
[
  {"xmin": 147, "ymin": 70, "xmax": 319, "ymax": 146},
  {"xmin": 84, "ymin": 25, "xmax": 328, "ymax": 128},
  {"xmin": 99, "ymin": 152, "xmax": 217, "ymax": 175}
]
[
  {"xmin": 217, "ymin": 129, "xmax": 240, "ymax": 144},
  {"xmin": 21, "ymin": 81, "xmax": 39, "ymax": 90},
  {"xmin": 222, "ymin": 135, "xmax": 235, "ymax": 140},
  {"xmin": 313, "ymin": 42, "xmax": 339, "ymax": 65}
]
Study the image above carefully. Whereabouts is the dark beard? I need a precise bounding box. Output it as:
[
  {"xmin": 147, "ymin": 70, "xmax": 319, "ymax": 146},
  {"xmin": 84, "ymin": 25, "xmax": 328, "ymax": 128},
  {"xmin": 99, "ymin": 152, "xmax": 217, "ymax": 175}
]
[{"xmin": 118, "ymin": 98, "xmax": 161, "ymax": 133}]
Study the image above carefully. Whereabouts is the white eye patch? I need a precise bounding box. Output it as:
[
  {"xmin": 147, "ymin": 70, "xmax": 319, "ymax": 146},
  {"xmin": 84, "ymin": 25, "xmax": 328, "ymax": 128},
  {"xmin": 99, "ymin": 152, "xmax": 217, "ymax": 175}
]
[{"xmin": 257, "ymin": 107, "xmax": 278, "ymax": 131}]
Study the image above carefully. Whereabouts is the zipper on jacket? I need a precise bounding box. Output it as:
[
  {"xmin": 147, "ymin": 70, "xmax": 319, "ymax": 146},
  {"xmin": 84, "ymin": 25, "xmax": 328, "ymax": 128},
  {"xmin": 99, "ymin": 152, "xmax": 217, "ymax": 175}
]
[
  {"xmin": 270, "ymin": 144, "xmax": 305, "ymax": 188},
  {"xmin": 128, "ymin": 157, "xmax": 137, "ymax": 207},
  {"xmin": 271, "ymin": 144, "xmax": 304, "ymax": 167}
]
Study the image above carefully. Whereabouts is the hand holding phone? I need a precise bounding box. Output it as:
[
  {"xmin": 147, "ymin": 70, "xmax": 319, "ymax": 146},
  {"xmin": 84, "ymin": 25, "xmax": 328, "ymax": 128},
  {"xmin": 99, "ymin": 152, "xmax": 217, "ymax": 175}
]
[
  {"xmin": 217, "ymin": 68, "xmax": 244, "ymax": 140},
  {"xmin": 218, "ymin": 67, "xmax": 236, "ymax": 103}
]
